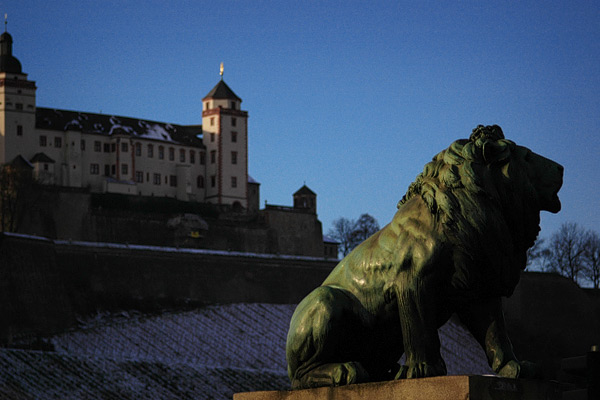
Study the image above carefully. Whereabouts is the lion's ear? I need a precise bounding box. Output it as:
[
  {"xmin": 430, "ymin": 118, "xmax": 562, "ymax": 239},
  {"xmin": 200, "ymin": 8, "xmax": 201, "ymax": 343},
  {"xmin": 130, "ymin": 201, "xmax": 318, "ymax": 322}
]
[{"xmin": 482, "ymin": 140, "xmax": 511, "ymax": 164}]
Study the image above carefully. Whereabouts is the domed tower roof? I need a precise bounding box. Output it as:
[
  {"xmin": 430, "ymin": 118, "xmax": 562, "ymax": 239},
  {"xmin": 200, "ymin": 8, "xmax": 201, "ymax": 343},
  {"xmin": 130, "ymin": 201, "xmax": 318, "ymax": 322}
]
[{"xmin": 0, "ymin": 31, "xmax": 23, "ymax": 74}]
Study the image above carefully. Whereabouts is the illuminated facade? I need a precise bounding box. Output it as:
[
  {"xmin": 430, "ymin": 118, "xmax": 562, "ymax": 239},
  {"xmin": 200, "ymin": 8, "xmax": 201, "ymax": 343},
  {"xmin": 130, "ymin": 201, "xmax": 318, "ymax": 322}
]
[{"xmin": 0, "ymin": 31, "xmax": 251, "ymax": 209}]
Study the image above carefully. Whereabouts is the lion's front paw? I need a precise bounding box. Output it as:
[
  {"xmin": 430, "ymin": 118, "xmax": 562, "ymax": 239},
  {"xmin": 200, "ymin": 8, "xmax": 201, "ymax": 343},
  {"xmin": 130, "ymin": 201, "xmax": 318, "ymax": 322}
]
[
  {"xmin": 497, "ymin": 360, "xmax": 541, "ymax": 379},
  {"xmin": 395, "ymin": 358, "xmax": 447, "ymax": 379}
]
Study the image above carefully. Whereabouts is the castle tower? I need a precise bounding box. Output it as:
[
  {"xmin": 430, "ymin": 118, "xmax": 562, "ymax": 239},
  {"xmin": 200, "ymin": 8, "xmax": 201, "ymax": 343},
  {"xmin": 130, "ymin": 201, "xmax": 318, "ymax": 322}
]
[
  {"xmin": 0, "ymin": 30, "xmax": 37, "ymax": 164},
  {"xmin": 293, "ymin": 185, "xmax": 317, "ymax": 214},
  {"xmin": 201, "ymin": 72, "xmax": 248, "ymax": 208}
]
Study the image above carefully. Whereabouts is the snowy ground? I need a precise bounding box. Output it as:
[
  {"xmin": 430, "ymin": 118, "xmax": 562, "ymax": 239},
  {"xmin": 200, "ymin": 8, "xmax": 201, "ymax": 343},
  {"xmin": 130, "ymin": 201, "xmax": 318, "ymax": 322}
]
[{"xmin": 0, "ymin": 303, "xmax": 492, "ymax": 399}]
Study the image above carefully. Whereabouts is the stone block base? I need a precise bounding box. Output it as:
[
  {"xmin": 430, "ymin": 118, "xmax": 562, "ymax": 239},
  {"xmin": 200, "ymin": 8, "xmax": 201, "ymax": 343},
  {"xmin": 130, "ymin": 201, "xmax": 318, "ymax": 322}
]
[{"xmin": 234, "ymin": 375, "xmax": 561, "ymax": 400}]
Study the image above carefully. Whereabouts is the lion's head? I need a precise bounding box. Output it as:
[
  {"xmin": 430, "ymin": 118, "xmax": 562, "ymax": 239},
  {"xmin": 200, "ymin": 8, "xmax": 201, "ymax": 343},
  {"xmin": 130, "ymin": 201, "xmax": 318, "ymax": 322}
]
[{"xmin": 398, "ymin": 125, "xmax": 563, "ymax": 294}]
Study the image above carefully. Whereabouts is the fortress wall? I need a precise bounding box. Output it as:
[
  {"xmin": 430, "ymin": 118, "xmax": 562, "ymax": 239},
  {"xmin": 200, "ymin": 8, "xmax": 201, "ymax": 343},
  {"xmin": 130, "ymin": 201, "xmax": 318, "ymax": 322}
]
[
  {"xmin": 54, "ymin": 242, "xmax": 335, "ymax": 315},
  {"xmin": 0, "ymin": 234, "xmax": 76, "ymax": 343},
  {"xmin": 0, "ymin": 232, "xmax": 335, "ymax": 341},
  {"xmin": 17, "ymin": 189, "xmax": 327, "ymax": 256}
]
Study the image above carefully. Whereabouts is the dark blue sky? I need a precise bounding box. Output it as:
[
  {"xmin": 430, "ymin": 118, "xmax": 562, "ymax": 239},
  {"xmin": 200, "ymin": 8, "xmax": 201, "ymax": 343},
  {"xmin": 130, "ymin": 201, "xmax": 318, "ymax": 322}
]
[{"xmin": 6, "ymin": 1, "xmax": 599, "ymax": 239}]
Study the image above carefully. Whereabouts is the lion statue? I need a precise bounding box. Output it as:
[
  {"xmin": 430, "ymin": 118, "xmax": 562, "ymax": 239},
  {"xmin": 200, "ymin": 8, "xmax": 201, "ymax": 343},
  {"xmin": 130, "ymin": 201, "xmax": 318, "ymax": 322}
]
[{"xmin": 286, "ymin": 125, "xmax": 563, "ymax": 389}]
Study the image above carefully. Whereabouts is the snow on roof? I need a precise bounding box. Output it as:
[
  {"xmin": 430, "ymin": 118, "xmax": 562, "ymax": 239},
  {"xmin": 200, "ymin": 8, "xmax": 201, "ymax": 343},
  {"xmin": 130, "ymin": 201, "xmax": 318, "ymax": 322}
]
[
  {"xmin": 322, "ymin": 235, "xmax": 339, "ymax": 244},
  {"xmin": 35, "ymin": 107, "xmax": 204, "ymax": 148}
]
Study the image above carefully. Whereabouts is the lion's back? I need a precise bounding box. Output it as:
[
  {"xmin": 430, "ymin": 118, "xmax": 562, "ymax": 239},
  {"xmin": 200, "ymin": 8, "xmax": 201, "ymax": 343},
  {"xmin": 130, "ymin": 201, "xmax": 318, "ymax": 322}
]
[{"xmin": 322, "ymin": 197, "xmax": 443, "ymax": 298}]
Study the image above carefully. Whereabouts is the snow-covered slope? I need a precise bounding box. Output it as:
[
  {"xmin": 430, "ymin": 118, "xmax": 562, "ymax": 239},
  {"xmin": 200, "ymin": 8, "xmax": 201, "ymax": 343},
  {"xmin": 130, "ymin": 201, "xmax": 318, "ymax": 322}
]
[{"xmin": 0, "ymin": 303, "xmax": 492, "ymax": 399}]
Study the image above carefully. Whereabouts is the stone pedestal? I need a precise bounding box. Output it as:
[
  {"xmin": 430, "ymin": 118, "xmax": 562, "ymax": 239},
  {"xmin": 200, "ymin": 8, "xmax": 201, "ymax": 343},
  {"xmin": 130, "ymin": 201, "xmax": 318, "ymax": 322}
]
[{"xmin": 234, "ymin": 375, "xmax": 561, "ymax": 400}]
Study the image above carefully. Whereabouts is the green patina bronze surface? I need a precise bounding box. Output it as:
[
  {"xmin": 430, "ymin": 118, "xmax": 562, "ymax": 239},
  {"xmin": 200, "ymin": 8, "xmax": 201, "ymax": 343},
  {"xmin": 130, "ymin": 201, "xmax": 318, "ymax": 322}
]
[{"xmin": 286, "ymin": 125, "xmax": 563, "ymax": 389}]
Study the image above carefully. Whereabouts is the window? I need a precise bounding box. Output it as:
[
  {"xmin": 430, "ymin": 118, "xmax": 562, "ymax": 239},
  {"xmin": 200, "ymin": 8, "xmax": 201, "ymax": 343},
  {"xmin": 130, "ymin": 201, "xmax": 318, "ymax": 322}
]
[
  {"xmin": 43, "ymin": 164, "xmax": 48, "ymax": 171},
  {"xmin": 179, "ymin": 149, "xmax": 185, "ymax": 162},
  {"xmin": 231, "ymin": 176, "xmax": 237, "ymax": 188},
  {"xmin": 232, "ymin": 117, "xmax": 237, "ymax": 126},
  {"xmin": 197, "ymin": 175, "xmax": 204, "ymax": 188},
  {"xmin": 94, "ymin": 141, "xmax": 101, "ymax": 152},
  {"xmin": 81, "ymin": 140, "xmax": 86, "ymax": 151},
  {"xmin": 158, "ymin": 146, "xmax": 164, "ymax": 160},
  {"xmin": 121, "ymin": 164, "xmax": 128, "ymax": 175},
  {"xmin": 111, "ymin": 143, "xmax": 116, "ymax": 152},
  {"xmin": 200, "ymin": 152, "xmax": 206, "ymax": 165},
  {"xmin": 210, "ymin": 117, "xmax": 215, "ymax": 126},
  {"xmin": 211, "ymin": 175, "xmax": 216, "ymax": 187},
  {"xmin": 135, "ymin": 171, "xmax": 144, "ymax": 183},
  {"xmin": 210, "ymin": 133, "xmax": 215, "ymax": 142},
  {"xmin": 90, "ymin": 163, "xmax": 99, "ymax": 175},
  {"xmin": 104, "ymin": 143, "xmax": 111, "ymax": 153},
  {"xmin": 111, "ymin": 165, "xmax": 116, "ymax": 175},
  {"xmin": 169, "ymin": 147, "xmax": 175, "ymax": 161},
  {"xmin": 231, "ymin": 102, "xmax": 236, "ymax": 110},
  {"xmin": 17, "ymin": 125, "xmax": 23, "ymax": 136},
  {"xmin": 40, "ymin": 135, "xmax": 47, "ymax": 147},
  {"xmin": 205, "ymin": 102, "xmax": 210, "ymax": 110},
  {"xmin": 104, "ymin": 165, "xmax": 110, "ymax": 176},
  {"xmin": 231, "ymin": 132, "xmax": 237, "ymax": 143},
  {"xmin": 169, "ymin": 175, "xmax": 177, "ymax": 187},
  {"xmin": 153, "ymin": 173, "xmax": 161, "ymax": 185},
  {"xmin": 190, "ymin": 151, "xmax": 195, "ymax": 164},
  {"xmin": 121, "ymin": 142, "xmax": 128, "ymax": 152},
  {"xmin": 135, "ymin": 143, "xmax": 141, "ymax": 156},
  {"xmin": 54, "ymin": 137, "xmax": 62, "ymax": 148},
  {"xmin": 148, "ymin": 144, "xmax": 154, "ymax": 158},
  {"xmin": 16, "ymin": 103, "xmax": 23, "ymax": 110},
  {"xmin": 231, "ymin": 151, "xmax": 238, "ymax": 165}
]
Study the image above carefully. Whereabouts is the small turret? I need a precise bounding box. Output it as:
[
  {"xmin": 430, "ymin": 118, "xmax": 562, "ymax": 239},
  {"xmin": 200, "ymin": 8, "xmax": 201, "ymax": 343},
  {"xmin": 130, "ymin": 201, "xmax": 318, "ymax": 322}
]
[{"xmin": 294, "ymin": 185, "xmax": 317, "ymax": 214}]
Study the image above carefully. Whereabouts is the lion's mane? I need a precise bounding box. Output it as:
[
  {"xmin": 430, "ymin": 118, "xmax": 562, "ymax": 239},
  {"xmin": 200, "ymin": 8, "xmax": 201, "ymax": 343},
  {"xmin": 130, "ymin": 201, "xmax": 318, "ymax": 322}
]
[{"xmin": 398, "ymin": 125, "xmax": 541, "ymax": 296}]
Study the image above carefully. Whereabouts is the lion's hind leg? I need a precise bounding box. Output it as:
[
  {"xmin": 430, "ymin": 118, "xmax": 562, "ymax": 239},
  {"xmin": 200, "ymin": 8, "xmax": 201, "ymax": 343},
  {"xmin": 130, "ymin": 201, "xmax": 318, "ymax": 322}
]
[{"xmin": 286, "ymin": 286, "xmax": 370, "ymax": 389}]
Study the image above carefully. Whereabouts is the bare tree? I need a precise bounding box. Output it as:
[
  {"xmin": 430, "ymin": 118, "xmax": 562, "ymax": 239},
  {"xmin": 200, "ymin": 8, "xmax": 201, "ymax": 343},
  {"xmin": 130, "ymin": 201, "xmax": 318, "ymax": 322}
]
[
  {"xmin": 582, "ymin": 230, "xmax": 600, "ymax": 289},
  {"xmin": 328, "ymin": 214, "xmax": 380, "ymax": 257},
  {"xmin": 547, "ymin": 222, "xmax": 587, "ymax": 284},
  {"xmin": 328, "ymin": 217, "xmax": 356, "ymax": 257},
  {"xmin": 0, "ymin": 163, "xmax": 36, "ymax": 233},
  {"xmin": 526, "ymin": 238, "xmax": 552, "ymax": 271},
  {"xmin": 351, "ymin": 213, "xmax": 380, "ymax": 245}
]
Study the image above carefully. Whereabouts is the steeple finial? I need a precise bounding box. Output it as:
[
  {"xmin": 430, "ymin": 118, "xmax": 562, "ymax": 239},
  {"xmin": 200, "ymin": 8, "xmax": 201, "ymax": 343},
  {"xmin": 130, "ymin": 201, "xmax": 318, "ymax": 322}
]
[
  {"xmin": 220, "ymin": 62, "xmax": 224, "ymax": 80},
  {"xmin": 4, "ymin": 14, "xmax": 7, "ymax": 33}
]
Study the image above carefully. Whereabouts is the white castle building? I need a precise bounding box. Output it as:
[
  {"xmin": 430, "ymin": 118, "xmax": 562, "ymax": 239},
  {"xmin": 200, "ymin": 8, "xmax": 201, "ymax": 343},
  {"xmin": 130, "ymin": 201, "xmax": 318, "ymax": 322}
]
[{"xmin": 0, "ymin": 30, "xmax": 255, "ymax": 211}]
